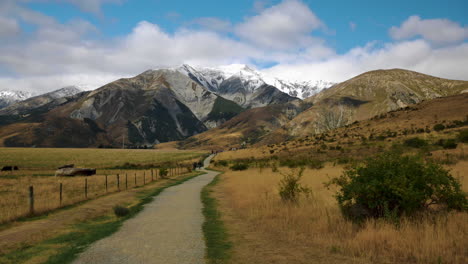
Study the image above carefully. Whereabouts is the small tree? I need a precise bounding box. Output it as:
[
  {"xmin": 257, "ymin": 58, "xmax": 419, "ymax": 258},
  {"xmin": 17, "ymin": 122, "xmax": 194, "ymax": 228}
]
[
  {"xmin": 327, "ymin": 151, "xmax": 467, "ymax": 222},
  {"xmin": 278, "ymin": 168, "xmax": 311, "ymax": 204}
]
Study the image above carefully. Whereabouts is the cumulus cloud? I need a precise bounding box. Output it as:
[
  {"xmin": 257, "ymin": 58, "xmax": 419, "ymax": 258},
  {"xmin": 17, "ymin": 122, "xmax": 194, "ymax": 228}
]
[
  {"xmin": 0, "ymin": 0, "xmax": 467, "ymax": 94},
  {"xmin": 389, "ymin": 15, "xmax": 468, "ymax": 45},
  {"xmin": 263, "ymin": 40, "xmax": 468, "ymax": 83},
  {"xmin": 235, "ymin": 0, "xmax": 324, "ymax": 50}
]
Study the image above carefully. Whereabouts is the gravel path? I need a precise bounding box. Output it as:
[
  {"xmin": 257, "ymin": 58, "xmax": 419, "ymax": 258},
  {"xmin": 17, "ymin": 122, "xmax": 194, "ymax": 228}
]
[{"xmin": 73, "ymin": 155, "xmax": 218, "ymax": 264}]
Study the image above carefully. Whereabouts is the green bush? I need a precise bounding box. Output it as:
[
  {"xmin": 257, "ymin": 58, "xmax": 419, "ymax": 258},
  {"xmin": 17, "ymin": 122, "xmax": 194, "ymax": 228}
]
[
  {"xmin": 113, "ymin": 205, "xmax": 130, "ymax": 217},
  {"xmin": 215, "ymin": 160, "xmax": 229, "ymax": 167},
  {"xmin": 278, "ymin": 168, "xmax": 311, "ymax": 204},
  {"xmin": 327, "ymin": 151, "xmax": 467, "ymax": 223},
  {"xmin": 404, "ymin": 137, "xmax": 427, "ymax": 148},
  {"xmin": 458, "ymin": 129, "xmax": 468, "ymax": 143},
  {"xmin": 433, "ymin": 124, "xmax": 446, "ymax": 132},
  {"xmin": 436, "ymin": 139, "xmax": 458, "ymax": 149},
  {"xmin": 279, "ymin": 158, "xmax": 324, "ymax": 169},
  {"xmin": 230, "ymin": 163, "xmax": 249, "ymax": 171},
  {"xmin": 159, "ymin": 167, "xmax": 168, "ymax": 178}
]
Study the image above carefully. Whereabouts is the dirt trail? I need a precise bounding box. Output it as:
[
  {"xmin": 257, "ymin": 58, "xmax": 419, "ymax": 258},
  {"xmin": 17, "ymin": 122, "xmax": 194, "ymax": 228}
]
[{"xmin": 73, "ymin": 155, "xmax": 218, "ymax": 264}]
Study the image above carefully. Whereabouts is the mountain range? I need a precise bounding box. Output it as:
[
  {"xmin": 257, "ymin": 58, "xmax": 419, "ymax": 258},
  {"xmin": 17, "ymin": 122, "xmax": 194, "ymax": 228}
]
[{"xmin": 0, "ymin": 66, "xmax": 466, "ymax": 148}]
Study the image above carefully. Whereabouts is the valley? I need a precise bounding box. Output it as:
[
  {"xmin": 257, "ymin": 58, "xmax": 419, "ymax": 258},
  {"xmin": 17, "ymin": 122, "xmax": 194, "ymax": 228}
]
[{"xmin": 0, "ymin": 67, "xmax": 467, "ymax": 264}]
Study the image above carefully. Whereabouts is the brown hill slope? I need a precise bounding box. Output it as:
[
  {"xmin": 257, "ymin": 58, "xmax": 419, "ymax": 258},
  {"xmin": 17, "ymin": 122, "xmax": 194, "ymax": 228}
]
[
  {"xmin": 283, "ymin": 69, "xmax": 468, "ymax": 138},
  {"xmin": 176, "ymin": 102, "xmax": 303, "ymax": 150},
  {"xmin": 215, "ymin": 93, "xmax": 468, "ymax": 162}
]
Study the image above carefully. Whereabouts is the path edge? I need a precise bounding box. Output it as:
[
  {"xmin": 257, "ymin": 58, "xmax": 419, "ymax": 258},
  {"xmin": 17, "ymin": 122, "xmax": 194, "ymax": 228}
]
[
  {"xmin": 202, "ymin": 170, "xmax": 232, "ymax": 264},
  {"xmin": 3, "ymin": 171, "xmax": 205, "ymax": 264}
]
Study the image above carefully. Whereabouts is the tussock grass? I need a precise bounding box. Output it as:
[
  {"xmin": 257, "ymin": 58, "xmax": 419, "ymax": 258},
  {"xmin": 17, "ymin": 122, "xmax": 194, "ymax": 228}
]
[{"xmin": 216, "ymin": 163, "xmax": 468, "ymax": 263}]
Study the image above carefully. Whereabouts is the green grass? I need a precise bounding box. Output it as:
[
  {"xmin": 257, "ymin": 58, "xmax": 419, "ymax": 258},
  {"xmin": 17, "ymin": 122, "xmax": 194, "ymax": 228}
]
[
  {"xmin": 0, "ymin": 171, "xmax": 204, "ymax": 264},
  {"xmin": 202, "ymin": 172, "xmax": 232, "ymax": 263}
]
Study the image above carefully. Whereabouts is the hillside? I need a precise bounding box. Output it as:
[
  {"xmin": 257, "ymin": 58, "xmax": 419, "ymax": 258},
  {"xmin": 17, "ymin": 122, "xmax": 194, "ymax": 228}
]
[
  {"xmin": 282, "ymin": 69, "xmax": 468, "ymax": 137},
  {"xmin": 215, "ymin": 93, "xmax": 468, "ymax": 162},
  {"xmin": 176, "ymin": 102, "xmax": 306, "ymax": 150}
]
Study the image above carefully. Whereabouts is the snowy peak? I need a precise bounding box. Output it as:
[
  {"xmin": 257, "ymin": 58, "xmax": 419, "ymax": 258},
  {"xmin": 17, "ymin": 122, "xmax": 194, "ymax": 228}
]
[
  {"xmin": 175, "ymin": 64, "xmax": 334, "ymax": 99},
  {"xmin": 45, "ymin": 86, "xmax": 83, "ymax": 99},
  {"xmin": 0, "ymin": 90, "xmax": 34, "ymax": 109}
]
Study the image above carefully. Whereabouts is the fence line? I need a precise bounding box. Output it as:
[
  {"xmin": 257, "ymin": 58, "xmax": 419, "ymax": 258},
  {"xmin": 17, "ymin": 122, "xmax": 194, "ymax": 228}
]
[{"xmin": 1, "ymin": 166, "xmax": 190, "ymax": 224}]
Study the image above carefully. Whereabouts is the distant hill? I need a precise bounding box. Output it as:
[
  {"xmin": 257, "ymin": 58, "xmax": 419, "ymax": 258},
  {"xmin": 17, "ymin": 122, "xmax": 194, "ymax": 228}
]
[
  {"xmin": 282, "ymin": 69, "xmax": 468, "ymax": 138},
  {"xmin": 0, "ymin": 90, "xmax": 33, "ymax": 109},
  {"xmin": 0, "ymin": 86, "xmax": 82, "ymax": 116}
]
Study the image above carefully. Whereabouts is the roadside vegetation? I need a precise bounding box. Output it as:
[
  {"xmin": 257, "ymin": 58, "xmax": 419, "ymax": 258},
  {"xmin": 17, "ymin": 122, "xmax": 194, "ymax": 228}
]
[
  {"xmin": 0, "ymin": 148, "xmax": 206, "ymax": 224},
  {"xmin": 0, "ymin": 171, "xmax": 203, "ymax": 264},
  {"xmin": 209, "ymin": 120, "xmax": 468, "ymax": 263}
]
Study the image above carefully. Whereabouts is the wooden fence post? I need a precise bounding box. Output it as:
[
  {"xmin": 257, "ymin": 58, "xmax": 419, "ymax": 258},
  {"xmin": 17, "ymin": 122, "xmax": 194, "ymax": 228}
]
[
  {"xmin": 105, "ymin": 175, "xmax": 108, "ymax": 193},
  {"xmin": 151, "ymin": 169, "xmax": 154, "ymax": 181},
  {"xmin": 29, "ymin": 186, "xmax": 34, "ymax": 215},
  {"xmin": 125, "ymin": 173, "xmax": 128, "ymax": 190},
  {"xmin": 59, "ymin": 183, "xmax": 63, "ymax": 206},
  {"xmin": 143, "ymin": 171, "xmax": 146, "ymax": 185},
  {"xmin": 85, "ymin": 178, "xmax": 88, "ymax": 199},
  {"xmin": 117, "ymin": 174, "xmax": 120, "ymax": 191},
  {"xmin": 134, "ymin": 173, "xmax": 137, "ymax": 186}
]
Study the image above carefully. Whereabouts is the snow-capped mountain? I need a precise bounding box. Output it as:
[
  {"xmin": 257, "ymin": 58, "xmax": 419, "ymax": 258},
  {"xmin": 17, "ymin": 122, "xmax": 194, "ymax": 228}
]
[
  {"xmin": 176, "ymin": 64, "xmax": 335, "ymax": 100},
  {"xmin": 0, "ymin": 86, "xmax": 83, "ymax": 116},
  {"xmin": 176, "ymin": 64, "xmax": 296, "ymax": 107},
  {"xmin": 0, "ymin": 90, "xmax": 34, "ymax": 109},
  {"xmin": 46, "ymin": 86, "xmax": 83, "ymax": 99}
]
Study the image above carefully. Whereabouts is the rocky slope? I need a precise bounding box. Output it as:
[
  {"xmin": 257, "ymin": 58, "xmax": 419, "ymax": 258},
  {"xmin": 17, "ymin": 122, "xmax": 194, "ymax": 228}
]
[{"xmin": 0, "ymin": 70, "xmax": 244, "ymax": 147}]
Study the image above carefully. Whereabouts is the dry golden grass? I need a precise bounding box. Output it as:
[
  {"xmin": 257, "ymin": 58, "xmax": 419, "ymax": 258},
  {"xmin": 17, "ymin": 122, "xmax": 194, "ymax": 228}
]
[
  {"xmin": 0, "ymin": 148, "xmax": 204, "ymax": 223},
  {"xmin": 214, "ymin": 162, "xmax": 468, "ymax": 264},
  {"xmin": 0, "ymin": 167, "xmax": 190, "ymax": 224},
  {"xmin": 0, "ymin": 147, "xmax": 205, "ymax": 169}
]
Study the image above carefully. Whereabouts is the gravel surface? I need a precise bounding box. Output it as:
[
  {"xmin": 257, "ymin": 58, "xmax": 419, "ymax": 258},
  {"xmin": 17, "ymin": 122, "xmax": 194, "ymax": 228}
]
[{"xmin": 73, "ymin": 155, "xmax": 218, "ymax": 264}]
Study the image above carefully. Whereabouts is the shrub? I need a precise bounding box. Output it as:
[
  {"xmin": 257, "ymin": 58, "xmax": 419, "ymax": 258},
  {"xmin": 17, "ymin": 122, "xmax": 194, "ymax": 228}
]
[
  {"xmin": 159, "ymin": 167, "xmax": 168, "ymax": 178},
  {"xmin": 215, "ymin": 160, "xmax": 228, "ymax": 167},
  {"xmin": 327, "ymin": 151, "xmax": 467, "ymax": 223},
  {"xmin": 436, "ymin": 139, "xmax": 458, "ymax": 149},
  {"xmin": 230, "ymin": 163, "xmax": 249, "ymax": 171},
  {"xmin": 458, "ymin": 129, "xmax": 468, "ymax": 143},
  {"xmin": 404, "ymin": 137, "xmax": 427, "ymax": 148},
  {"xmin": 278, "ymin": 168, "xmax": 311, "ymax": 204},
  {"xmin": 113, "ymin": 205, "xmax": 130, "ymax": 217},
  {"xmin": 433, "ymin": 124, "xmax": 446, "ymax": 132}
]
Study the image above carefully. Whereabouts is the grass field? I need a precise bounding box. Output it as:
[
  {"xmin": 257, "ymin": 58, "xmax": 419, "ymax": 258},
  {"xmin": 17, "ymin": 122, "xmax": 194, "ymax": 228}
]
[
  {"xmin": 0, "ymin": 148, "xmax": 206, "ymax": 223},
  {"xmin": 212, "ymin": 162, "xmax": 468, "ymax": 264},
  {"xmin": 0, "ymin": 148, "xmax": 206, "ymax": 169}
]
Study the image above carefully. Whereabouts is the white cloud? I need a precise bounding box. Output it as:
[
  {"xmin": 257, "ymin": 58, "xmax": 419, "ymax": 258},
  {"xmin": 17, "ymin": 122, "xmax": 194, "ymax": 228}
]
[
  {"xmin": 389, "ymin": 15, "xmax": 468, "ymax": 45},
  {"xmin": 235, "ymin": 0, "xmax": 324, "ymax": 50},
  {"xmin": 0, "ymin": 0, "xmax": 467, "ymax": 94},
  {"xmin": 263, "ymin": 40, "xmax": 468, "ymax": 83},
  {"xmin": 0, "ymin": 17, "xmax": 20, "ymax": 37}
]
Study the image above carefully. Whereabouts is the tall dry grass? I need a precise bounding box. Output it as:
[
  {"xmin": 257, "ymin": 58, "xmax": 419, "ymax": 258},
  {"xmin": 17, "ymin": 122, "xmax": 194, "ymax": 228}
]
[
  {"xmin": 0, "ymin": 167, "xmax": 189, "ymax": 223},
  {"xmin": 217, "ymin": 162, "xmax": 468, "ymax": 264}
]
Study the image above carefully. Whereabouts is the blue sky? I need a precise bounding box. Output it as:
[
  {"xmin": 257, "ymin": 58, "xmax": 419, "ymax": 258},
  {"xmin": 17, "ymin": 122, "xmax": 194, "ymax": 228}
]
[{"xmin": 0, "ymin": 0, "xmax": 467, "ymax": 92}]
